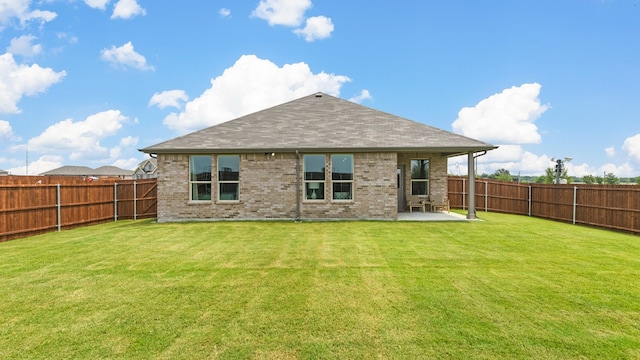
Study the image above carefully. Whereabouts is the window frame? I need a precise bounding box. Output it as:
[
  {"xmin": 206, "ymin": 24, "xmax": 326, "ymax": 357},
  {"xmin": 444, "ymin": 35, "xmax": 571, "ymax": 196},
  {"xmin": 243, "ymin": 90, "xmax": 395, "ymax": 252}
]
[
  {"xmin": 410, "ymin": 159, "xmax": 430, "ymax": 196},
  {"xmin": 303, "ymin": 154, "xmax": 326, "ymax": 201},
  {"xmin": 189, "ymin": 155, "xmax": 212, "ymax": 202},
  {"xmin": 331, "ymin": 154, "xmax": 354, "ymax": 201},
  {"xmin": 217, "ymin": 155, "xmax": 240, "ymax": 202}
]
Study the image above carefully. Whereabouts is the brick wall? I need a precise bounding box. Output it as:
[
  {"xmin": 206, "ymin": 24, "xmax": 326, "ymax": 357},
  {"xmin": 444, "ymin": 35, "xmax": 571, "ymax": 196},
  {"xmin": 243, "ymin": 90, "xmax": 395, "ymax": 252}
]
[
  {"xmin": 299, "ymin": 152, "xmax": 397, "ymax": 220},
  {"xmin": 157, "ymin": 152, "xmax": 398, "ymax": 221},
  {"xmin": 157, "ymin": 151, "xmax": 445, "ymax": 222}
]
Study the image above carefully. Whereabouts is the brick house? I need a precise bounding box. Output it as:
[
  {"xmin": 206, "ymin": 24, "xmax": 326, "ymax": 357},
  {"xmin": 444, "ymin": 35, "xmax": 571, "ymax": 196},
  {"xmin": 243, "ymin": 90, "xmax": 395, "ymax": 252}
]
[{"xmin": 140, "ymin": 93, "xmax": 496, "ymax": 222}]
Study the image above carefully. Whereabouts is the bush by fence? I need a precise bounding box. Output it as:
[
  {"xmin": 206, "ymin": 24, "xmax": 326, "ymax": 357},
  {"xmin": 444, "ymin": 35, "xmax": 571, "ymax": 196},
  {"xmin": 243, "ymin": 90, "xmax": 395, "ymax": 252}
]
[
  {"xmin": 449, "ymin": 177, "xmax": 639, "ymax": 234},
  {"xmin": 0, "ymin": 177, "xmax": 156, "ymax": 242}
]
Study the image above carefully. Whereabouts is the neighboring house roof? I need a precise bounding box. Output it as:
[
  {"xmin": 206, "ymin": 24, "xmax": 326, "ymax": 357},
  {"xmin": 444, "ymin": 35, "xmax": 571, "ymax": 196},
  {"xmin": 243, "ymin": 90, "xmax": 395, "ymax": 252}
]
[
  {"xmin": 140, "ymin": 92, "xmax": 497, "ymax": 156},
  {"xmin": 41, "ymin": 166, "xmax": 95, "ymax": 176},
  {"xmin": 0, "ymin": 169, "xmax": 8, "ymax": 176},
  {"xmin": 93, "ymin": 166, "xmax": 133, "ymax": 177},
  {"xmin": 133, "ymin": 158, "xmax": 158, "ymax": 175},
  {"xmin": 41, "ymin": 165, "xmax": 132, "ymax": 177}
]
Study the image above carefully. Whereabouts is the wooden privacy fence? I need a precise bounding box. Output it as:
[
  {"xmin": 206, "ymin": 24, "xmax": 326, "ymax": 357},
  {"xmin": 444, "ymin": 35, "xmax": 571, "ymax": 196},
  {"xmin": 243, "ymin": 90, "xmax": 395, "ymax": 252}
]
[
  {"xmin": 0, "ymin": 178, "xmax": 157, "ymax": 242},
  {"xmin": 448, "ymin": 177, "xmax": 640, "ymax": 234},
  {"xmin": 2, "ymin": 176, "xmax": 638, "ymax": 241}
]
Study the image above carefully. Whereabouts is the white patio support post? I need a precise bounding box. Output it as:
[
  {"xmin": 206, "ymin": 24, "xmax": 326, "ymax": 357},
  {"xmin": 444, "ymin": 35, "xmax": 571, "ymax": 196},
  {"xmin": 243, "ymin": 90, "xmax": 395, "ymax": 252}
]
[{"xmin": 466, "ymin": 151, "xmax": 477, "ymax": 219}]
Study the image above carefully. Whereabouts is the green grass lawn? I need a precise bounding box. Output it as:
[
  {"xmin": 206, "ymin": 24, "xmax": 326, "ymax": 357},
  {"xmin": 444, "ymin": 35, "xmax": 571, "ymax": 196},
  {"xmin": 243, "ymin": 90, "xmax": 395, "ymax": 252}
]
[{"xmin": 1, "ymin": 213, "xmax": 639, "ymax": 359}]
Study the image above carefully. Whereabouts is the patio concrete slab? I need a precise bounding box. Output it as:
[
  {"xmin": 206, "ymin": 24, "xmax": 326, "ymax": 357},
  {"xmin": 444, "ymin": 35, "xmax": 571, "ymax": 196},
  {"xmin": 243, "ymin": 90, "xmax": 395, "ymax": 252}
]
[{"xmin": 397, "ymin": 211, "xmax": 475, "ymax": 221}]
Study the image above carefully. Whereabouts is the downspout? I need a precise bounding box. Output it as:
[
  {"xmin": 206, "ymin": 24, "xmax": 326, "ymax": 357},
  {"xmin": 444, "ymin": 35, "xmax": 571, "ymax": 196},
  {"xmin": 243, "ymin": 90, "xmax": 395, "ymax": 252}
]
[{"xmin": 295, "ymin": 150, "xmax": 301, "ymax": 221}]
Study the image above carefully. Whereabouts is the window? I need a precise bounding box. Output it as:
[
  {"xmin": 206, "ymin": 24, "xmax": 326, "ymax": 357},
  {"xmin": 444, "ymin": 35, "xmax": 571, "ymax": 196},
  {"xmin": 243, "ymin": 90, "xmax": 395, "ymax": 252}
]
[
  {"xmin": 190, "ymin": 155, "xmax": 212, "ymax": 201},
  {"xmin": 411, "ymin": 159, "xmax": 429, "ymax": 196},
  {"xmin": 331, "ymin": 154, "xmax": 353, "ymax": 200},
  {"xmin": 304, "ymin": 155, "xmax": 325, "ymax": 200},
  {"xmin": 218, "ymin": 155, "xmax": 240, "ymax": 201}
]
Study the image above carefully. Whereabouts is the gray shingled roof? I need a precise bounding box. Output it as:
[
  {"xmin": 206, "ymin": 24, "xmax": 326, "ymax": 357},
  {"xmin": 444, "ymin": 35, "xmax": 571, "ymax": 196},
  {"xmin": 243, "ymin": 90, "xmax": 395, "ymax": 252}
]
[
  {"xmin": 93, "ymin": 166, "xmax": 133, "ymax": 176},
  {"xmin": 141, "ymin": 92, "xmax": 496, "ymax": 156},
  {"xmin": 41, "ymin": 166, "xmax": 94, "ymax": 176}
]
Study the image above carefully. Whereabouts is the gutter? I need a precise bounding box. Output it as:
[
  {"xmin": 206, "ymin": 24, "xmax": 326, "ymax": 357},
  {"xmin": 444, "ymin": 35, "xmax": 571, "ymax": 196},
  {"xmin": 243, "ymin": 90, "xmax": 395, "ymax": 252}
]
[{"xmin": 139, "ymin": 146, "xmax": 498, "ymax": 155}]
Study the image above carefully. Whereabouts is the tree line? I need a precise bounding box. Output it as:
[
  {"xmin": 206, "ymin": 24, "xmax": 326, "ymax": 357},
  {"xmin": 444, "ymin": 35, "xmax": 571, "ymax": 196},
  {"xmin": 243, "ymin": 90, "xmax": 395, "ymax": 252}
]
[{"xmin": 472, "ymin": 168, "xmax": 640, "ymax": 185}]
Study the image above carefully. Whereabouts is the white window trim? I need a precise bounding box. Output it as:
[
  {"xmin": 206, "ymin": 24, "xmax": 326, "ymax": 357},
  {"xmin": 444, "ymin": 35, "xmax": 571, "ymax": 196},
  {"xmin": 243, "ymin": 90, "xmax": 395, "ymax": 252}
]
[
  {"xmin": 217, "ymin": 155, "xmax": 240, "ymax": 202},
  {"xmin": 303, "ymin": 154, "xmax": 326, "ymax": 202},
  {"xmin": 410, "ymin": 159, "xmax": 430, "ymax": 196},
  {"xmin": 331, "ymin": 154, "xmax": 354, "ymax": 202},
  {"xmin": 189, "ymin": 155, "xmax": 212, "ymax": 202}
]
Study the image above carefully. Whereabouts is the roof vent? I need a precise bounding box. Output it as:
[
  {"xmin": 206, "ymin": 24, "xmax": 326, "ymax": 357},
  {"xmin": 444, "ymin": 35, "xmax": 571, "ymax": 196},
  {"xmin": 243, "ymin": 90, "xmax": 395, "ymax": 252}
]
[{"xmin": 315, "ymin": 93, "xmax": 323, "ymax": 98}]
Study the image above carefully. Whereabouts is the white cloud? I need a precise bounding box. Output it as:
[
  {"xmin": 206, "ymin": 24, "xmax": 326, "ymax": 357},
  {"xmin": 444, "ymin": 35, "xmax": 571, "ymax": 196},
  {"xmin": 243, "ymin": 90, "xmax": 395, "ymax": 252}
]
[
  {"xmin": 0, "ymin": 119, "xmax": 19, "ymax": 141},
  {"xmin": 452, "ymin": 83, "xmax": 548, "ymax": 144},
  {"xmin": 100, "ymin": 41, "xmax": 154, "ymax": 71},
  {"xmin": 349, "ymin": 89, "xmax": 372, "ymax": 104},
  {"xmin": 565, "ymin": 162, "xmax": 596, "ymax": 178},
  {"xmin": 56, "ymin": 32, "xmax": 79, "ymax": 45},
  {"xmin": 0, "ymin": 53, "xmax": 66, "ymax": 114},
  {"xmin": 0, "ymin": 120, "xmax": 10, "ymax": 138},
  {"xmin": 294, "ymin": 15, "xmax": 334, "ymax": 41},
  {"xmin": 162, "ymin": 54, "xmax": 351, "ymax": 134},
  {"xmin": 7, "ymin": 35, "xmax": 42, "ymax": 57},
  {"xmin": 27, "ymin": 110, "xmax": 128, "ymax": 161},
  {"xmin": 605, "ymin": 146, "xmax": 616, "ymax": 158},
  {"xmin": 119, "ymin": 135, "xmax": 138, "ymax": 147},
  {"xmin": 622, "ymin": 133, "xmax": 640, "ymax": 162},
  {"xmin": 85, "ymin": 0, "xmax": 110, "ymax": 10},
  {"xmin": 481, "ymin": 145, "xmax": 525, "ymax": 163},
  {"xmin": 104, "ymin": 136, "xmax": 139, "ymax": 168},
  {"xmin": 219, "ymin": 8, "xmax": 231, "ymax": 17},
  {"xmin": 0, "ymin": 0, "xmax": 57, "ymax": 30},
  {"xmin": 251, "ymin": 0, "xmax": 311, "ymax": 26},
  {"xmin": 111, "ymin": 0, "xmax": 146, "ymax": 19},
  {"xmin": 598, "ymin": 162, "xmax": 637, "ymax": 178},
  {"xmin": 149, "ymin": 90, "xmax": 189, "ymax": 109},
  {"xmin": 9, "ymin": 155, "xmax": 64, "ymax": 176},
  {"xmin": 478, "ymin": 146, "xmax": 551, "ymax": 176},
  {"xmin": 111, "ymin": 157, "xmax": 140, "ymax": 170},
  {"xmin": 449, "ymin": 145, "xmax": 557, "ymax": 176}
]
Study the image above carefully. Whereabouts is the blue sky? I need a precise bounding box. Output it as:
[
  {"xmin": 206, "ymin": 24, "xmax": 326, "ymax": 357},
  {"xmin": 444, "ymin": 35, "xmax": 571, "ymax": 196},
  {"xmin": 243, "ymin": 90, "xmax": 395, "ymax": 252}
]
[{"xmin": 1, "ymin": 0, "xmax": 639, "ymax": 177}]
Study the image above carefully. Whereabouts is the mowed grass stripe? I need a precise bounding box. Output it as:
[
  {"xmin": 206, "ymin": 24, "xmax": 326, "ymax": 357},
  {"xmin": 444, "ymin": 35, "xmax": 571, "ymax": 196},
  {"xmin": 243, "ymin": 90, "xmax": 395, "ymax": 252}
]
[{"xmin": 1, "ymin": 213, "xmax": 639, "ymax": 359}]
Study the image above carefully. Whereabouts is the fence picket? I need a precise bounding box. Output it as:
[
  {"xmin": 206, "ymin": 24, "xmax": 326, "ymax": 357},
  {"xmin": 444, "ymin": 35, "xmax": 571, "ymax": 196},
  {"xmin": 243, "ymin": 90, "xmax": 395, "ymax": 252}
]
[
  {"xmin": 1, "ymin": 178, "xmax": 157, "ymax": 242},
  {"xmin": 449, "ymin": 177, "xmax": 639, "ymax": 234}
]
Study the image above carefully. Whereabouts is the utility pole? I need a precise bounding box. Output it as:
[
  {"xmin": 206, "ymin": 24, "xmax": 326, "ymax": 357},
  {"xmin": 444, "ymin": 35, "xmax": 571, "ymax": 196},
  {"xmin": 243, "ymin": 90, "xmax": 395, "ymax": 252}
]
[
  {"xmin": 551, "ymin": 157, "xmax": 572, "ymax": 184},
  {"xmin": 554, "ymin": 159, "xmax": 562, "ymax": 184}
]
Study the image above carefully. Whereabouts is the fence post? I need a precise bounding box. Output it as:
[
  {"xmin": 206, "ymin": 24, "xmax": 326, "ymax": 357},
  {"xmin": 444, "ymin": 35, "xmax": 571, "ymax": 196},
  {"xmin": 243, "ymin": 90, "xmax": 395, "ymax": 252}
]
[
  {"xmin": 528, "ymin": 185, "xmax": 532, "ymax": 217},
  {"xmin": 56, "ymin": 183, "xmax": 61, "ymax": 232},
  {"xmin": 114, "ymin": 182, "xmax": 118, "ymax": 221},
  {"xmin": 485, "ymin": 181, "xmax": 488, "ymax": 212},
  {"xmin": 573, "ymin": 186, "xmax": 577, "ymax": 225},
  {"xmin": 133, "ymin": 181, "xmax": 137, "ymax": 220}
]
